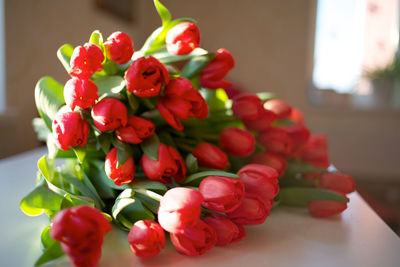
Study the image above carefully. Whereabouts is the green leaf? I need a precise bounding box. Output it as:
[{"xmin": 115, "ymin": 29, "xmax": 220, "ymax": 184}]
[
  {"xmin": 201, "ymin": 88, "xmax": 229, "ymax": 112},
  {"xmin": 279, "ymin": 187, "xmax": 349, "ymax": 207},
  {"xmin": 20, "ymin": 185, "xmax": 64, "ymax": 216},
  {"xmin": 130, "ymin": 177, "xmax": 168, "ymax": 191},
  {"xmin": 112, "ymin": 197, "xmax": 136, "ymax": 220},
  {"xmin": 115, "ymin": 142, "xmax": 133, "ymax": 168},
  {"xmin": 154, "ymin": 47, "xmax": 208, "ymax": 64},
  {"xmin": 183, "ymin": 170, "xmax": 239, "ymax": 185},
  {"xmin": 127, "ymin": 93, "xmax": 139, "ymax": 114},
  {"xmin": 140, "ymin": 133, "xmax": 160, "ymax": 161},
  {"xmin": 256, "ymin": 92, "xmax": 277, "ymax": 101},
  {"xmin": 72, "ymin": 146, "xmax": 86, "ymax": 163},
  {"xmin": 92, "ymin": 75, "xmax": 125, "ymax": 99},
  {"xmin": 285, "ymin": 161, "xmax": 328, "ymax": 175},
  {"xmin": 134, "ymin": 191, "xmax": 160, "ymax": 214},
  {"xmin": 40, "ymin": 226, "xmax": 54, "ymax": 250},
  {"xmin": 34, "ymin": 239, "xmax": 64, "ymax": 267},
  {"xmin": 97, "ymin": 133, "xmax": 112, "ymax": 154},
  {"xmin": 57, "ymin": 44, "xmax": 74, "ymax": 73},
  {"xmin": 89, "ymin": 30, "xmax": 105, "ymax": 52},
  {"xmin": 185, "ymin": 154, "xmax": 198, "ymax": 174},
  {"xmin": 153, "ymin": 0, "xmax": 171, "ymax": 26},
  {"xmin": 180, "ymin": 53, "xmax": 215, "ymax": 79},
  {"xmin": 32, "ymin": 118, "xmax": 50, "ymax": 142},
  {"xmin": 35, "ymin": 77, "xmax": 65, "ymax": 130}
]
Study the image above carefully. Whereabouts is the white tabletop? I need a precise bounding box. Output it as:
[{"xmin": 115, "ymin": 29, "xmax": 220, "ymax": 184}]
[{"xmin": 1, "ymin": 148, "xmax": 399, "ymax": 267}]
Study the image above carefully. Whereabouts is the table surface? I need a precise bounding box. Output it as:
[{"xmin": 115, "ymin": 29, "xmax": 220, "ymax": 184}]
[{"xmin": 1, "ymin": 147, "xmax": 399, "ymax": 267}]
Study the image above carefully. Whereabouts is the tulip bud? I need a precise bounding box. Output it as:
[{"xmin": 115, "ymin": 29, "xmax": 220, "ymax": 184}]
[
  {"xmin": 308, "ymin": 192, "xmax": 349, "ymax": 217},
  {"xmin": 166, "ymin": 22, "xmax": 200, "ymax": 55},
  {"xmin": 105, "ymin": 148, "xmax": 135, "ymax": 186},
  {"xmin": 64, "ymin": 78, "xmax": 98, "ymax": 111},
  {"xmin": 158, "ymin": 187, "xmax": 203, "ymax": 234},
  {"xmin": 203, "ymin": 213, "xmax": 241, "ymax": 246},
  {"xmin": 250, "ymin": 152, "xmax": 287, "ymax": 177},
  {"xmin": 52, "ymin": 110, "xmax": 89, "ymax": 151},
  {"xmin": 238, "ymin": 164, "xmax": 279, "ymax": 205},
  {"xmin": 199, "ymin": 176, "xmax": 245, "ymax": 213},
  {"xmin": 69, "ymin": 43, "xmax": 104, "ymax": 79},
  {"xmin": 157, "ymin": 77, "xmax": 208, "ymax": 131},
  {"xmin": 296, "ymin": 134, "xmax": 329, "ymax": 169},
  {"xmin": 232, "ymin": 94, "xmax": 263, "ymax": 120},
  {"xmin": 219, "ymin": 127, "xmax": 255, "ymax": 157},
  {"xmin": 116, "ymin": 116, "xmax": 155, "ymax": 144},
  {"xmin": 91, "ymin": 98, "xmax": 128, "ymax": 132},
  {"xmin": 320, "ymin": 173, "xmax": 355, "ymax": 194},
  {"xmin": 263, "ymin": 99, "xmax": 293, "ymax": 119},
  {"xmin": 124, "ymin": 56, "xmax": 169, "ymax": 97},
  {"xmin": 50, "ymin": 205, "xmax": 111, "ymax": 267},
  {"xmin": 258, "ymin": 127, "xmax": 294, "ymax": 158},
  {"xmin": 141, "ymin": 143, "xmax": 186, "ymax": 184},
  {"xmin": 242, "ymin": 108, "xmax": 277, "ymax": 132},
  {"xmin": 226, "ymin": 193, "xmax": 271, "ymax": 225},
  {"xmin": 232, "ymin": 223, "xmax": 246, "ymax": 243},
  {"xmin": 192, "ymin": 142, "xmax": 229, "ymax": 170},
  {"xmin": 289, "ymin": 108, "xmax": 304, "ymax": 123},
  {"xmin": 200, "ymin": 48, "xmax": 235, "ymax": 89},
  {"xmin": 128, "ymin": 219, "xmax": 165, "ymax": 258},
  {"xmin": 170, "ymin": 220, "xmax": 217, "ymax": 257},
  {"xmin": 103, "ymin": 31, "xmax": 134, "ymax": 64},
  {"xmin": 282, "ymin": 123, "xmax": 310, "ymax": 154}
]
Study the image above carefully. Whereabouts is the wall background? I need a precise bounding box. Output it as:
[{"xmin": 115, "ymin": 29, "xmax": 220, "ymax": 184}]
[{"xmin": 2, "ymin": 0, "xmax": 399, "ymax": 182}]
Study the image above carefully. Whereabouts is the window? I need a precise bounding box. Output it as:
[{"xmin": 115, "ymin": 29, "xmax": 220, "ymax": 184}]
[{"xmin": 311, "ymin": 0, "xmax": 400, "ymax": 109}]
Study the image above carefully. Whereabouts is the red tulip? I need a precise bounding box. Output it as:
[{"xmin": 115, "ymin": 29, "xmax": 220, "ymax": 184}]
[
  {"xmin": 124, "ymin": 56, "xmax": 169, "ymax": 97},
  {"xmin": 296, "ymin": 134, "xmax": 330, "ymax": 169},
  {"xmin": 105, "ymin": 148, "xmax": 135, "ymax": 186},
  {"xmin": 203, "ymin": 213, "xmax": 241, "ymax": 246},
  {"xmin": 116, "ymin": 116, "xmax": 155, "ymax": 144},
  {"xmin": 192, "ymin": 142, "xmax": 229, "ymax": 170},
  {"xmin": 232, "ymin": 94, "xmax": 263, "ymax": 120},
  {"xmin": 263, "ymin": 99, "xmax": 292, "ymax": 119},
  {"xmin": 64, "ymin": 78, "xmax": 98, "ymax": 111},
  {"xmin": 141, "ymin": 143, "xmax": 186, "ymax": 184},
  {"xmin": 231, "ymin": 223, "xmax": 246, "ymax": 243},
  {"xmin": 50, "ymin": 206, "xmax": 111, "ymax": 267},
  {"xmin": 52, "ymin": 110, "xmax": 89, "ymax": 151},
  {"xmin": 157, "ymin": 77, "xmax": 208, "ymax": 131},
  {"xmin": 199, "ymin": 176, "xmax": 245, "ymax": 213},
  {"xmin": 158, "ymin": 187, "xmax": 203, "ymax": 234},
  {"xmin": 170, "ymin": 220, "xmax": 216, "ymax": 257},
  {"xmin": 258, "ymin": 127, "xmax": 294, "ymax": 158},
  {"xmin": 320, "ymin": 173, "xmax": 355, "ymax": 194},
  {"xmin": 242, "ymin": 108, "xmax": 277, "ymax": 132},
  {"xmin": 200, "ymin": 48, "xmax": 234, "ymax": 89},
  {"xmin": 219, "ymin": 127, "xmax": 255, "ymax": 157},
  {"xmin": 127, "ymin": 219, "xmax": 165, "ymax": 258},
  {"xmin": 226, "ymin": 193, "xmax": 271, "ymax": 225},
  {"xmin": 166, "ymin": 22, "xmax": 200, "ymax": 55},
  {"xmin": 69, "ymin": 43, "xmax": 104, "ymax": 79},
  {"xmin": 282, "ymin": 123, "xmax": 311, "ymax": 154},
  {"xmin": 238, "ymin": 164, "xmax": 279, "ymax": 205},
  {"xmin": 104, "ymin": 31, "xmax": 134, "ymax": 64},
  {"xmin": 308, "ymin": 192, "xmax": 349, "ymax": 217},
  {"xmin": 91, "ymin": 98, "xmax": 128, "ymax": 132},
  {"xmin": 289, "ymin": 108, "xmax": 304, "ymax": 124},
  {"xmin": 250, "ymin": 152, "xmax": 287, "ymax": 177}
]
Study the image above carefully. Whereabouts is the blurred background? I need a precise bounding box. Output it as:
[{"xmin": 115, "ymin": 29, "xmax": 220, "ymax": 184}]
[{"xmin": 1, "ymin": 0, "xmax": 399, "ymax": 233}]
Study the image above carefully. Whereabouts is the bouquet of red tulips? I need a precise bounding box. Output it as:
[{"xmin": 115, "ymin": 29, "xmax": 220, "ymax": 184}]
[{"xmin": 21, "ymin": 1, "xmax": 355, "ymax": 266}]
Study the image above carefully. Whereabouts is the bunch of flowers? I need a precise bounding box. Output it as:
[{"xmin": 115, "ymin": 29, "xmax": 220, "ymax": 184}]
[{"xmin": 22, "ymin": 1, "xmax": 355, "ymax": 266}]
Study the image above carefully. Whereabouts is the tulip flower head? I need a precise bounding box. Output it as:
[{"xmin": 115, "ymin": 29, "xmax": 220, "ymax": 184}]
[
  {"xmin": 69, "ymin": 43, "xmax": 104, "ymax": 79},
  {"xmin": 128, "ymin": 219, "xmax": 165, "ymax": 258},
  {"xmin": 104, "ymin": 31, "xmax": 134, "ymax": 64},
  {"xmin": 166, "ymin": 22, "xmax": 200, "ymax": 55},
  {"xmin": 105, "ymin": 148, "xmax": 136, "ymax": 186}
]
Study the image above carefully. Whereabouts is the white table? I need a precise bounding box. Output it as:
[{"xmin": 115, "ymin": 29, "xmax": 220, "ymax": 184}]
[{"xmin": 1, "ymin": 148, "xmax": 399, "ymax": 267}]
